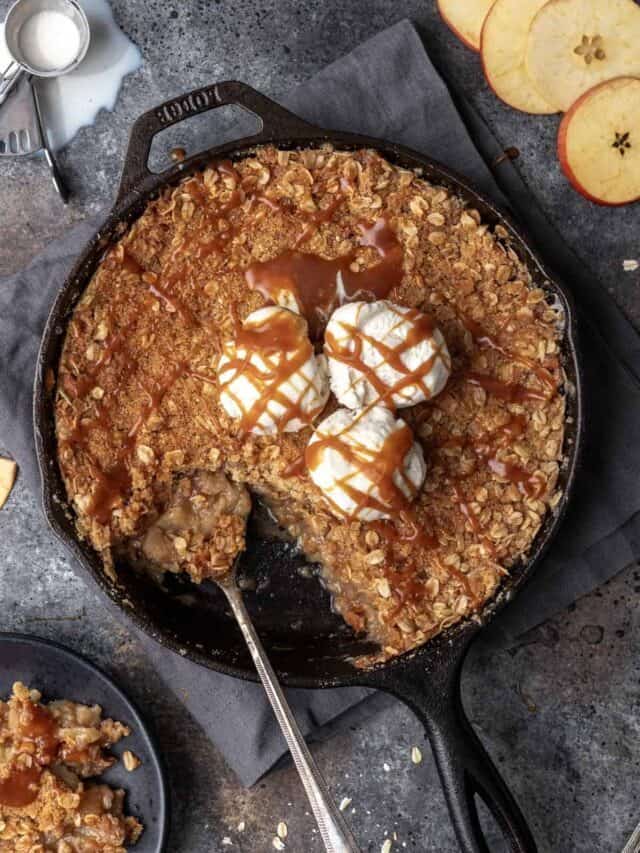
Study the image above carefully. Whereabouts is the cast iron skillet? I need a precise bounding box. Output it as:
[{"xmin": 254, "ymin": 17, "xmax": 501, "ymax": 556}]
[{"xmin": 34, "ymin": 81, "xmax": 583, "ymax": 853}]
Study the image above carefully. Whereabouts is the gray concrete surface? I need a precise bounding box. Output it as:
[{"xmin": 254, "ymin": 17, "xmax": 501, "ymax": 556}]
[{"xmin": 1, "ymin": 2, "xmax": 639, "ymax": 851}]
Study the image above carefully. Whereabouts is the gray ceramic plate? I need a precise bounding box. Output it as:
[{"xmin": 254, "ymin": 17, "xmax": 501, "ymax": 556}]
[{"xmin": 0, "ymin": 632, "xmax": 168, "ymax": 852}]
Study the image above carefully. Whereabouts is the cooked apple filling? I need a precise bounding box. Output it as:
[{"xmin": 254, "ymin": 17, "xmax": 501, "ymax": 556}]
[{"xmin": 125, "ymin": 469, "xmax": 250, "ymax": 581}]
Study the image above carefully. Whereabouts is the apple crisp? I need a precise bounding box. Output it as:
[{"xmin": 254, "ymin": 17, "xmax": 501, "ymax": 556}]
[
  {"xmin": 55, "ymin": 145, "xmax": 566, "ymax": 665},
  {"xmin": 0, "ymin": 682, "xmax": 142, "ymax": 852}
]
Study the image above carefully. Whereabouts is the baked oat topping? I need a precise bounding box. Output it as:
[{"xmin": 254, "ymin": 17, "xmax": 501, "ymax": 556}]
[
  {"xmin": 0, "ymin": 682, "xmax": 142, "ymax": 852},
  {"xmin": 55, "ymin": 145, "xmax": 566, "ymax": 665}
]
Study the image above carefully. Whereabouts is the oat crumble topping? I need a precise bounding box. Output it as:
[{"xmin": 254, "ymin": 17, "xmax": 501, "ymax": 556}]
[{"xmin": 55, "ymin": 145, "xmax": 566, "ymax": 666}]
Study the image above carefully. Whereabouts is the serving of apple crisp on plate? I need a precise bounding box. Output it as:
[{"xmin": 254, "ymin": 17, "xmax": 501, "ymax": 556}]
[{"xmin": 0, "ymin": 681, "xmax": 142, "ymax": 853}]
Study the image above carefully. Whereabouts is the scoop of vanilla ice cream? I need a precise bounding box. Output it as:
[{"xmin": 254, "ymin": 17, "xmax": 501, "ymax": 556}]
[
  {"xmin": 306, "ymin": 406, "xmax": 426, "ymax": 521},
  {"xmin": 325, "ymin": 300, "xmax": 451, "ymax": 409},
  {"xmin": 217, "ymin": 306, "xmax": 329, "ymax": 434}
]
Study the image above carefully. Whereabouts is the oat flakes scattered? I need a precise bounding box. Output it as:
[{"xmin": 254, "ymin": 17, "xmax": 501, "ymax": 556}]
[{"xmin": 122, "ymin": 749, "xmax": 141, "ymax": 771}]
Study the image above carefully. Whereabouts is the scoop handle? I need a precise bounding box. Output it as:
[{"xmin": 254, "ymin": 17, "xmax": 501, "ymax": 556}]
[
  {"xmin": 0, "ymin": 61, "xmax": 24, "ymax": 105},
  {"xmin": 222, "ymin": 582, "xmax": 362, "ymax": 853}
]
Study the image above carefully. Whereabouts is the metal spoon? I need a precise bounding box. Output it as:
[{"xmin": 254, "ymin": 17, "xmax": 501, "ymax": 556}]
[{"xmin": 217, "ymin": 568, "xmax": 361, "ymax": 853}]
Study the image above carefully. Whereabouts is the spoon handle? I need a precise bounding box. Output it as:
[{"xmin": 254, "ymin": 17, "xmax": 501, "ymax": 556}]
[{"xmin": 222, "ymin": 583, "xmax": 361, "ymax": 853}]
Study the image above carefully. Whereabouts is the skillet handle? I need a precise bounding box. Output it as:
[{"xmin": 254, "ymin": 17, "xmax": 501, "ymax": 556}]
[
  {"xmin": 116, "ymin": 80, "xmax": 318, "ymax": 204},
  {"xmin": 370, "ymin": 631, "xmax": 537, "ymax": 853}
]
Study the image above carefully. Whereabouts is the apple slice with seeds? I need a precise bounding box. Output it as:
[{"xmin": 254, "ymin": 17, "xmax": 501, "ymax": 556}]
[
  {"xmin": 526, "ymin": 0, "xmax": 640, "ymax": 112},
  {"xmin": 437, "ymin": 0, "xmax": 495, "ymax": 51},
  {"xmin": 481, "ymin": 0, "xmax": 556, "ymax": 114},
  {"xmin": 558, "ymin": 76, "xmax": 640, "ymax": 206}
]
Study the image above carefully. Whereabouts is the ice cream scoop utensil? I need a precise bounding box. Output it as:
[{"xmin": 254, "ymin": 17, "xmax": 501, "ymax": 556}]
[{"xmin": 0, "ymin": 74, "xmax": 67, "ymax": 200}]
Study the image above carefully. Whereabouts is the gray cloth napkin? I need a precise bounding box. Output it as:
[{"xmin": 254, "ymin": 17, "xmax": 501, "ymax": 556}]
[{"xmin": 2, "ymin": 19, "xmax": 640, "ymax": 785}]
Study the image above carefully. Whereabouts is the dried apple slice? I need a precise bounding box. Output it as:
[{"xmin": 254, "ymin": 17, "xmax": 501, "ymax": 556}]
[
  {"xmin": 481, "ymin": 0, "xmax": 556, "ymax": 114},
  {"xmin": 438, "ymin": 0, "xmax": 495, "ymax": 51},
  {"xmin": 526, "ymin": 0, "xmax": 640, "ymax": 112},
  {"xmin": 0, "ymin": 458, "xmax": 17, "ymax": 509},
  {"xmin": 558, "ymin": 76, "xmax": 640, "ymax": 205}
]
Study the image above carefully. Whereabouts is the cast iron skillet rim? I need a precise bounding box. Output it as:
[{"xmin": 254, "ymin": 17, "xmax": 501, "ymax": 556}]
[
  {"xmin": 34, "ymin": 114, "xmax": 584, "ymax": 691},
  {"xmin": 0, "ymin": 631, "xmax": 170, "ymax": 849}
]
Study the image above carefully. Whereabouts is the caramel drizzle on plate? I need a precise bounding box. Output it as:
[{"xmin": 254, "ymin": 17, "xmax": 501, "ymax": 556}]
[
  {"xmin": 324, "ymin": 302, "xmax": 450, "ymax": 408},
  {"xmin": 0, "ymin": 700, "xmax": 58, "ymax": 807},
  {"xmin": 246, "ymin": 217, "xmax": 404, "ymax": 339},
  {"xmin": 220, "ymin": 309, "xmax": 323, "ymax": 435}
]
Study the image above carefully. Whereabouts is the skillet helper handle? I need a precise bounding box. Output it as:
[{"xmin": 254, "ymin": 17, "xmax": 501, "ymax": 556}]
[
  {"xmin": 116, "ymin": 80, "xmax": 317, "ymax": 204},
  {"xmin": 222, "ymin": 583, "xmax": 361, "ymax": 853},
  {"xmin": 379, "ymin": 634, "xmax": 537, "ymax": 853}
]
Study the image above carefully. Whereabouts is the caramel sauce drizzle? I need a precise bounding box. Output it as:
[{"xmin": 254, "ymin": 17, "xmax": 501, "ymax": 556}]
[
  {"xmin": 115, "ymin": 160, "xmax": 290, "ymax": 310},
  {"xmin": 463, "ymin": 316, "xmax": 558, "ymax": 394},
  {"xmin": 0, "ymin": 701, "xmax": 58, "ymax": 807},
  {"xmin": 372, "ymin": 506, "xmax": 475, "ymax": 615},
  {"xmin": 221, "ymin": 309, "xmax": 322, "ymax": 435},
  {"xmin": 292, "ymin": 195, "xmax": 343, "ymax": 249},
  {"xmin": 452, "ymin": 483, "xmax": 496, "ymax": 561},
  {"xmin": 120, "ymin": 250, "xmax": 143, "ymax": 275},
  {"xmin": 305, "ymin": 413, "xmax": 419, "ymax": 522},
  {"xmin": 246, "ymin": 217, "xmax": 404, "ymax": 339},
  {"xmin": 433, "ymin": 414, "xmax": 543, "ymax": 500},
  {"xmin": 283, "ymin": 454, "xmax": 307, "ymax": 479},
  {"xmin": 0, "ymin": 763, "xmax": 42, "ymax": 807},
  {"xmin": 324, "ymin": 303, "xmax": 449, "ymax": 408},
  {"xmin": 370, "ymin": 509, "xmax": 437, "ymax": 552},
  {"xmin": 62, "ymin": 363, "xmax": 186, "ymax": 524},
  {"xmin": 65, "ymin": 159, "xmax": 324, "ymax": 523},
  {"xmin": 147, "ymin": 280, "xmax": 196, "ymax": 325},
  {"xmin": 464, "ymin": 372, "xmax": 549, "ymax": 404}
]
